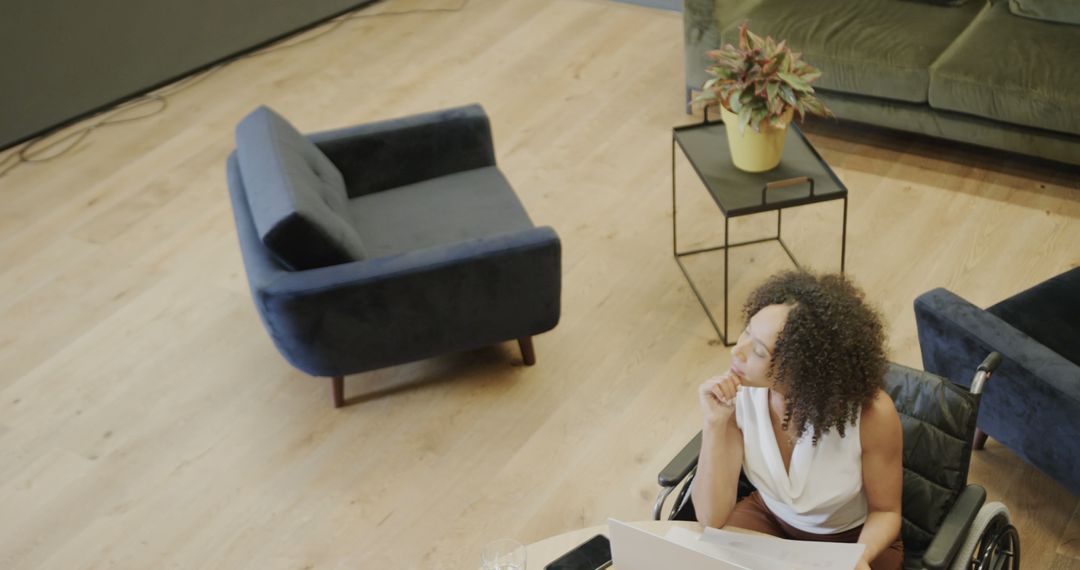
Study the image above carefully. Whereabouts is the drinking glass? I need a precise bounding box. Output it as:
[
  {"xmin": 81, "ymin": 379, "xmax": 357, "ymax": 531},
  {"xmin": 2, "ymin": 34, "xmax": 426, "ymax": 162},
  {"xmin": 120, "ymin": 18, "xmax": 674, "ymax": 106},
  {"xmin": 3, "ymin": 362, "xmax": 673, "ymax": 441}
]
[{"xmin": 481, "ymin": 538, "xmax": 527, "ymax": 570}]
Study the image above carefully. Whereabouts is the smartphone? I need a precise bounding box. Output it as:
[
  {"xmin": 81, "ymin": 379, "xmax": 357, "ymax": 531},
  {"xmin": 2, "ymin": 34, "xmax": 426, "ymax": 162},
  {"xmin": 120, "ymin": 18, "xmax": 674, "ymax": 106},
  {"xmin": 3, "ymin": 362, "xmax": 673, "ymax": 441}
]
[{"xmin": 544, "ymin": 534, "xmax": 612, "ymax": 570}]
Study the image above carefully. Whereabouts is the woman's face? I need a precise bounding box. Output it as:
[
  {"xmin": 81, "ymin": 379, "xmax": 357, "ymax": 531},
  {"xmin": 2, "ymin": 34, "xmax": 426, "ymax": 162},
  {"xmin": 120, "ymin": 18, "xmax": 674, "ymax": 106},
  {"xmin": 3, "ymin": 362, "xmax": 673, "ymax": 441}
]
[{"xmin": 730, "ymin": 303, "xmax": 792, "ymax": 390}]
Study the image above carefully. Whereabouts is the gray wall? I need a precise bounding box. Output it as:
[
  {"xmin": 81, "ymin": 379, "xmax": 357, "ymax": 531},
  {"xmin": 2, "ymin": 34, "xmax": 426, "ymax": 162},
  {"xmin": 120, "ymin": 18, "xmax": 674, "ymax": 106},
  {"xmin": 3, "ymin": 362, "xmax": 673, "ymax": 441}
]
[{"xmin": 1, "ymin": 0, "xmax": 374, "ymax": 149}]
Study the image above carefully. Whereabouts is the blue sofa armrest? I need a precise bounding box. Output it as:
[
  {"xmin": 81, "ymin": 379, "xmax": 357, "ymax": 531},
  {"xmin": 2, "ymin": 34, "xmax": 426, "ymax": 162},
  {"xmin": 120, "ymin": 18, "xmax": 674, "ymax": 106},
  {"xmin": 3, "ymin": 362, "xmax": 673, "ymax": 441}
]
[
  {"xmin": 255, "ymin": 226, "xmax": 561, "ymax": 377},
  {"xmin": 914, "ymin": 288, "xmax": 1080, "ymax": 495},
  {"xmin": 308, "ymin": 103, "xmax": 496, "ymax": 198}
]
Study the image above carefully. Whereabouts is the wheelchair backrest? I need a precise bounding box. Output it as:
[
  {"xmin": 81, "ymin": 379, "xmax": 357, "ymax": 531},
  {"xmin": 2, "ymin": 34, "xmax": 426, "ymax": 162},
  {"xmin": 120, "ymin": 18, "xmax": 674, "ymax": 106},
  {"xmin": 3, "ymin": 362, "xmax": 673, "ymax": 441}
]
[{"xmin": 883, "ymin": 362, "xmax": 979, "ymax": 558}]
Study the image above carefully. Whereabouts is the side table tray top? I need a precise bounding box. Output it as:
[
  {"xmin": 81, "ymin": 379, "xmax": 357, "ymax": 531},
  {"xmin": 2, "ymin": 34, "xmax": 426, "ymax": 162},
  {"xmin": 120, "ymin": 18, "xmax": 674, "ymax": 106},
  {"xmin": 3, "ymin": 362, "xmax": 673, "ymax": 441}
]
[{"xmin": 671, "ymin": 118, "xmax": 849, "ymax": 345}]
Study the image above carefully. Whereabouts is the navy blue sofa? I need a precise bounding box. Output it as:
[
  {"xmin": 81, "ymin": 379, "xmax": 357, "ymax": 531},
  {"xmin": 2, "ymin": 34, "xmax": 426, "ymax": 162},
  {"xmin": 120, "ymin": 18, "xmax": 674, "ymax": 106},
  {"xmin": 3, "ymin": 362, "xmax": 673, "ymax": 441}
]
[
  {"xmin": 225, "ymin": 104, "xmax": 562, "ymax": 407},
  {"xmin": 914, "ymin": 268, "xmax": 1080, "ymax": 496}
]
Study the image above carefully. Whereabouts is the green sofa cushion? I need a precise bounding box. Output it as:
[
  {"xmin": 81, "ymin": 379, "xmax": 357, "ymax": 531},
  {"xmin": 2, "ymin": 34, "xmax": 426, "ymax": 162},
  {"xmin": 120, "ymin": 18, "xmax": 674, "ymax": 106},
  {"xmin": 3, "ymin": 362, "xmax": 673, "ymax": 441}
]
[
  {"xmin": 814, "ymin": 89, "xmax": 1080, "ymax": 166},
  {"xmin": 1009, "ymin": 0, "xmax": 1080, "ymax": 25},
  {"xmin": 910, "ymin": 0, "xmax": 969, "ymax": 5},
  {"xmin": 930, "ymin": 0, "xmax": 1080, "ymax": 136},
  {"xmin": 719, "ymin": 0, "xmax": 983, "ymax": 104}
]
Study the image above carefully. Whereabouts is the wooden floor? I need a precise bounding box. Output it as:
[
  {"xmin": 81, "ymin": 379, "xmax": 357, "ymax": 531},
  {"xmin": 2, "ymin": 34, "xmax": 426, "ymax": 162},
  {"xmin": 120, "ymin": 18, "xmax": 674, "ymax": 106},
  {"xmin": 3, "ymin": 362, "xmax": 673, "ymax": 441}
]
[{"xmin": 1, "ymin": 0, "xmax": 1078, "ymax": 568}]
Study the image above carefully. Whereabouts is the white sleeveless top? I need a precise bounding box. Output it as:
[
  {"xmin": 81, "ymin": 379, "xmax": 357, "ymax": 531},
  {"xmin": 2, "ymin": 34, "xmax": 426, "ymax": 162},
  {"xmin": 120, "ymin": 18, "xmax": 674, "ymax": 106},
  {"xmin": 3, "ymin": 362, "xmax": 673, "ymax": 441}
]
[{"xmin": 735, "ymin": 387, "xmax": 868, "ymax": 534}]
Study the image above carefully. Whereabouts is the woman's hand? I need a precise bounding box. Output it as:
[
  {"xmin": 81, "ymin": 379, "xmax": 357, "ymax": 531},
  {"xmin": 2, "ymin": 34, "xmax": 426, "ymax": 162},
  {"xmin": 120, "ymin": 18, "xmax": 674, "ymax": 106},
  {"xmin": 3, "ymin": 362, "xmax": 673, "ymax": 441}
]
[
  {"xmin": 691, "ymin": 371, "xmax": 747, "ymax": 528},
  {"xmin": 698, "ymin": 372, "xmax": 742, "ymax": 427},
  {"xmin": 854, "ymin": 558, "xmax": 871, "ymax": 570}
]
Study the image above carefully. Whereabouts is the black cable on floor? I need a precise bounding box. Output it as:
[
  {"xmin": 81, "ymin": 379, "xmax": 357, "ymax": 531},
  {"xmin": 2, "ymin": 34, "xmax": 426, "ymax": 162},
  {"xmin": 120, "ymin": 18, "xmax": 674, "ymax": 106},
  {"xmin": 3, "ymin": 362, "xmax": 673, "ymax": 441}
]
[{"xmin": 0, "ymin": 0, "xmax": 471, "ymax": 179}]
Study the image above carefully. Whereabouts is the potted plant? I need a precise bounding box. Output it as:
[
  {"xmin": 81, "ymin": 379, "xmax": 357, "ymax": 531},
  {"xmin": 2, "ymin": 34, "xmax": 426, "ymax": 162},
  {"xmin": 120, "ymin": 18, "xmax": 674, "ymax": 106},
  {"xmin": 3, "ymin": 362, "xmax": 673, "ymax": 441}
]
[{"xmin": 696, "ymin": 22, "xmax": 833, "ymax": 172}]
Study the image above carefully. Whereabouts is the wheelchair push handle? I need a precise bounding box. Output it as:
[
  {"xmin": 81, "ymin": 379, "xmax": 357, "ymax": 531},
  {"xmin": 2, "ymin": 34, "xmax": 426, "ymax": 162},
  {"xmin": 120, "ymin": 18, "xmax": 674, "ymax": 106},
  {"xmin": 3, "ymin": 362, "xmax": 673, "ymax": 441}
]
[
  {"xmin": 970, "ymin": 352, "xmax": 1002, "ymax": 396},
  {"xmin": 977, "ymin": 352, "xmax": 1002, "ymax": 374}
]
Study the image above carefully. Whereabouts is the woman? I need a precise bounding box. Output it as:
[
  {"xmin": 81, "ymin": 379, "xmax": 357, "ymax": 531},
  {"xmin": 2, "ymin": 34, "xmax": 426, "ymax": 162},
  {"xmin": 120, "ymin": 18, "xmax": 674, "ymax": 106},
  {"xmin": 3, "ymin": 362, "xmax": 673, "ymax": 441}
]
[{"xmin": 691, "ymin": 271, "xmax": 903, "ymax": 570}]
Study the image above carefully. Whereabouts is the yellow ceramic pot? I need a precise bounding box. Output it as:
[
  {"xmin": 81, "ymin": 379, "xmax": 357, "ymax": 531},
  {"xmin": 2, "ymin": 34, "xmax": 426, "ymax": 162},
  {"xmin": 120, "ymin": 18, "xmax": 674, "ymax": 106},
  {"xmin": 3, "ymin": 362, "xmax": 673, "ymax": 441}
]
[{"xmin": 721, "ymin": 107, "xmax": 793, "ymax": 173}]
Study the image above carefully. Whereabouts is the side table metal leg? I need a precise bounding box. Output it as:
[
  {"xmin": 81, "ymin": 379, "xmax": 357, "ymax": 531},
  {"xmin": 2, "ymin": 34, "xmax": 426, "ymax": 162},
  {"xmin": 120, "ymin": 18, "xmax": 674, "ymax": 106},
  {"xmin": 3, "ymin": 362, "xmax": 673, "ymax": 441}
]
[
  {"xmin": 672, "ymin": 136, "xmax": 678, "ymax": 256},
  {"xmin": 775, "ymin": 208, "xmax": 801, "ymax": 269},
  {"xmin": 723, "ymin": 215, "xmax": 730, "ymax": 345},
  {"xmin": 671, "ymin": 131, "xmax": 734, "ymax": 346},
  {"xmin": 841, "ymin": 196, "xmax": 848, "ymax": 274}
]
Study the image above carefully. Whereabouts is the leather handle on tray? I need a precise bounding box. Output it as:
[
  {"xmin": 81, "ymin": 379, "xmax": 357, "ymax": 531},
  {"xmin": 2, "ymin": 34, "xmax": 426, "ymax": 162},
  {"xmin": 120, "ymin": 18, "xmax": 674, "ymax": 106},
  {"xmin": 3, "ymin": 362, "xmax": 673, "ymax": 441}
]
[{"xmin": 762, "ymin": 176, "xmax": 814, "ymax": 202}]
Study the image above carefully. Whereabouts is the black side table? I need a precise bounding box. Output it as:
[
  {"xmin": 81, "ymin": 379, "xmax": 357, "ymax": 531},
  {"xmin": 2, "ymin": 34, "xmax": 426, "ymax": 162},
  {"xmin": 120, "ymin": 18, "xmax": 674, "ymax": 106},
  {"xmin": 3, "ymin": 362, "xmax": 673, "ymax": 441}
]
[{"xmin": 672, "ymin": 118, "xmax": 848, "ymax": 346}]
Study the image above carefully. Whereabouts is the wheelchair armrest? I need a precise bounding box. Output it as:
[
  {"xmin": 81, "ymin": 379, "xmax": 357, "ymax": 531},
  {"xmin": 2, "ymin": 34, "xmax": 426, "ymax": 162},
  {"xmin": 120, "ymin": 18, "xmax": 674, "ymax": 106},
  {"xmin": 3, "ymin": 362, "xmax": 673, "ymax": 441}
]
[
  {"xmin": 659, "ymin": 431, "xmax": 702, "ymax": 488},
  {"xmin": 308, "ymin": 104, "xmax": 496, "ymax": 197},
  {"xmin": 922, "ymin": 484, "xmax": 987, "ymax": 570}
]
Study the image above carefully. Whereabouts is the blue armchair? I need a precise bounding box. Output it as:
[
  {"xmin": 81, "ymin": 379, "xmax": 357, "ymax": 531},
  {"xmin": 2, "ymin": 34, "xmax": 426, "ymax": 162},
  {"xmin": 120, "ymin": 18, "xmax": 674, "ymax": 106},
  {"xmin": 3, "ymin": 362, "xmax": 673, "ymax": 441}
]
[
  {"xmin": 914, "ymin": 267, "xmax": 1080, "ymax": 496},
  {"xmin": 225, "ymin": 104, "xmax": 561, "ymax": 407}
]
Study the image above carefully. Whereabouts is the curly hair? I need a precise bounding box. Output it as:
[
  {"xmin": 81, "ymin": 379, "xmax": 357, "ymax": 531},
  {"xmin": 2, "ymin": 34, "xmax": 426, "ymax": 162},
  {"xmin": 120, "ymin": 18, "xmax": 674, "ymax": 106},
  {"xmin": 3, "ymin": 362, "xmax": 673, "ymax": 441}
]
[{"xmin": 743, "ymin": 271, "xmax": 887, "ymax": 444}]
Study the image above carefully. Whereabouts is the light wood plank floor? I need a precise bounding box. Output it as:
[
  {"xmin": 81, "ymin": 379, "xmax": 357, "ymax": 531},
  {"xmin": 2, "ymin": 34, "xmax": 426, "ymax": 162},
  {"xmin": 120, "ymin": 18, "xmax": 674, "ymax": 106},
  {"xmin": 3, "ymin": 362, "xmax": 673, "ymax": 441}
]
[{"xmin": 1, "ymin": 0, "xmax": 1078, "ymax": 568}]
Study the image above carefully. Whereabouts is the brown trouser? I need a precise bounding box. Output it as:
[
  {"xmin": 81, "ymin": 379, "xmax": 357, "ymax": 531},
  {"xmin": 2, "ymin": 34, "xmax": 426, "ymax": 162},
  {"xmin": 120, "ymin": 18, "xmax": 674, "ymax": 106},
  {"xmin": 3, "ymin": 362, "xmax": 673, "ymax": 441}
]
[{"xmin": 726, "ymin": 492, "xmax": 904, "ymax": 570}]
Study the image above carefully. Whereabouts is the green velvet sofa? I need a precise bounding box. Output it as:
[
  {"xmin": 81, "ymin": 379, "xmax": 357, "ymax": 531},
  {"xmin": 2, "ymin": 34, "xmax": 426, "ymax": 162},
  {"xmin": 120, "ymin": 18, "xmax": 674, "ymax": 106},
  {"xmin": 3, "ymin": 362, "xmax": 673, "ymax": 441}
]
[{"xmin": 684, "ymin": 0, "xmax": 1080, "ymax": 166}]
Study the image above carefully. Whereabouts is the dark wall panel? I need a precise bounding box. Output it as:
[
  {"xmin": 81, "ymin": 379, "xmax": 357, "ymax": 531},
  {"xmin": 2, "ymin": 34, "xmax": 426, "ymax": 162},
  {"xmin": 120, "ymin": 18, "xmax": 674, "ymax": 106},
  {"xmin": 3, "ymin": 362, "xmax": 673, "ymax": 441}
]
[{"xmin": 1, "ymin": 0, "xmax": 373, "ymax": 149}]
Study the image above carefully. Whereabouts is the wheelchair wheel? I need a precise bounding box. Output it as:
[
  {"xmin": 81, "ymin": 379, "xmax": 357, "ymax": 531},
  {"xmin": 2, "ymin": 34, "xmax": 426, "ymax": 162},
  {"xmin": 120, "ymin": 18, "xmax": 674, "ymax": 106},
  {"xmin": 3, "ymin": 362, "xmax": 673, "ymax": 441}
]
[{"xmin": 948, "ymin": 502, "xmax": 1020, "ymax": 570}]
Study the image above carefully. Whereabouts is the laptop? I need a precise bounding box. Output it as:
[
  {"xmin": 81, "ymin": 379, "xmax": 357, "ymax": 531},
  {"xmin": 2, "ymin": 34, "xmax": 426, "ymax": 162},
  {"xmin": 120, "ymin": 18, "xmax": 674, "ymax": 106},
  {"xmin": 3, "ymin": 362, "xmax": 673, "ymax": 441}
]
[{"xmin": 607, "ymin": 519, "xmax": 750, "ymax": 570}]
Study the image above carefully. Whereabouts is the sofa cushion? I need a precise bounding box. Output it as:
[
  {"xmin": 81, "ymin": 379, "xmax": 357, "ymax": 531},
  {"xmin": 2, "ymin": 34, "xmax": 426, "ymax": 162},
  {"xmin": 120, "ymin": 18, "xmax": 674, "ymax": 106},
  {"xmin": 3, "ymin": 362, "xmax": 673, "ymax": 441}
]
[
  {"xmin": 347, "ymin": 166, "xmax": 534, "ymax": 258},
  {"xmin": 719, "ymin": 0, "xmax": 983, "ymax": 103},
  {"xmin": 987, "ymin": 267, "xmax": 1080, "ymax": 367},
  {"xmin": 1009, "ymin": 0, "xmax": 1080, "ymax": 25},
  {"xmin": 929, "ymin": 0, "xmax": 1080, "ymax": 136},
  {"xmin": 908, "ymin": 0, "xmax": 969, "ymax": 5},
  {"xmin": 808, "ymin": 89, "xmax": 1080, "ymax": 166},
  {"xmin": 235, "ymin": 106, "xmax": 366, "ymax": 270}
]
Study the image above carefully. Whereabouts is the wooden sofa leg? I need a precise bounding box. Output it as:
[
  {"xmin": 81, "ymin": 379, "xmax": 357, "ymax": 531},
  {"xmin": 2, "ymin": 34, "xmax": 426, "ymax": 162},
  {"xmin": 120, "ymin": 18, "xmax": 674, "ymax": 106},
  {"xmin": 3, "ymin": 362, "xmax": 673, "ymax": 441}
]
[
  {"xmin": 518, "ymin": 337, "xmax": 536, "ymax": 366},
  {"xmin": 332, "ymin": 376, "xmax": 345, "ymax": 408},
  {"xmin": 973, "ymin": 427, "xmax": 989, "ymax": 450}
]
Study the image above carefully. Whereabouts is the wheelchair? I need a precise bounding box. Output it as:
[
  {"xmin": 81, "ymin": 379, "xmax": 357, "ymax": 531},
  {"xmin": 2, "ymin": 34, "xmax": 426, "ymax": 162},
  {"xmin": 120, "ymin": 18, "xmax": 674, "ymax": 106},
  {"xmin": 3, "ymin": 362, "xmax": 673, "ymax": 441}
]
[{"xmin": 654, "ymin": 353, "xmax": 1020, "ymax": 570}]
